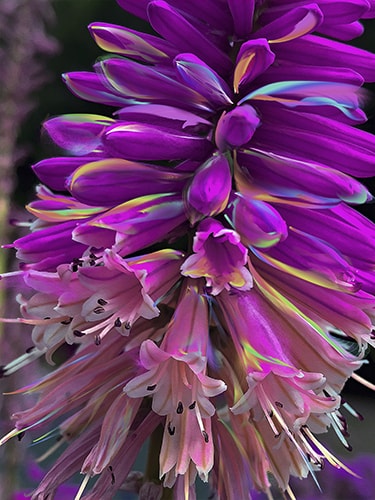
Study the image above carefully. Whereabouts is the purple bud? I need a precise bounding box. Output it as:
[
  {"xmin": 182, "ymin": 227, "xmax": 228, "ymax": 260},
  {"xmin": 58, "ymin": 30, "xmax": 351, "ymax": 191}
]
[
  {"xmin": 229, "ymin": 194, "xmax": 288, "ymax": 248},
  {"xmin": 185, "ymin": 153, "xmax": 232, "ymax": 224},
  {"xmin": 215, "ymin": 105, "xmax": 260, "ymax": 152}
]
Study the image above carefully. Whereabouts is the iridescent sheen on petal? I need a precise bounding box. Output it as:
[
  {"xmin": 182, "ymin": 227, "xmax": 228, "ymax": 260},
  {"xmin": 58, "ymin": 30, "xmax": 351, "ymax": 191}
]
[
  {"xmin": 185, "ymin": 153, "xmax": 232, "ymax": 224},
  {"xmin": 181, "ymin": 219, "xmax": 253, "ymax": 295}
]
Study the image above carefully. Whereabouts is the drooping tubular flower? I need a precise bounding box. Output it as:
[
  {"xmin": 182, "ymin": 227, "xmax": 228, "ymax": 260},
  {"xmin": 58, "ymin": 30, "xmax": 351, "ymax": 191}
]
[{"xmin": 2, "ymin": 0, "xmax": 375, "ymax": 498}]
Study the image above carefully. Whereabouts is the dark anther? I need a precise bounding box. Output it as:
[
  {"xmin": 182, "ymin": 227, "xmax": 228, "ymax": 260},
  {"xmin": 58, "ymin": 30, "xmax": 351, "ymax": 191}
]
[
  {"xmin": 89, "ymin": 252, "xmax": 97, "ymax": 260},
  {"xmin": 147, "ymin": 384, "xmax": 157, "ymax": 391},
  {"xmin": 93, "ymin": 306, "xmax": 105, "ymax": 314},
  {"xmin": 189, "ymin": 401, "xmax": 196, "ymax": 410},
  {"xmin": 269, "ymin": 410, "xmax": 274, "ymax": 418},
  {"xmin": 56, "ymin": 435, "xmax": 63, "ymax": 442},
  {"xmin": 61, "ymin": 317, "xmax": 73, "ymax": 325},
  {"xmin": 44, "ymin": 316, "xmax": 51, "ymax": 320},
  {"xmin": 25, "ymin": 346, "xmax": 35, "ymax": 353},
  {"xmin": 176, "ymin": 401, "xmax": 184, "ymax": 414},
  {"xmin": 0, "ymin": 366, "xmax": 7, "ymax": 378},
  {"xmin": 124, "ymin": 321, "xmax": 131, "ymax": 330},
  {"xmin": 73, "ymin": 330, "xmax": 85, "ymax": 337},
  {"xmin": 97, "ymin": 298, "xmax": 108, "ymax": 306},
  {"xmin": 17, "ymin": 431, "xmax": 25, "ymax": 441},
  {"xmin": 71, "ymin": 258, "xmax": 83, "ymax": 272},
  {"xmin": 275, "ymin": 401, "xmax": 283, "ymax": 408},
  {"xmin": 202, "ymin": 430, "xmax": 209, "ymax": 443},
  {"xmin": 167, "ymin": 422, "xmax": 175, "ymax": 435},
  {"xmin": 108, "ymin": 466, "xmax": 115, "ymax": 485},
  {"xmin": 114, "ymin": 317, "xmax": 122, "ymax": 328},
  {"xmin": 95, "ymin": 335, "xmax": 101, "ymax": 346}
]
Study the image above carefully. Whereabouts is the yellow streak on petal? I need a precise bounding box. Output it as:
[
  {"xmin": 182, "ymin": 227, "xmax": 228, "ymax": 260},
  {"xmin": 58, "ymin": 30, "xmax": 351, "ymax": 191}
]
[{"xmin": 233, "ymin": 53, "xmax": 255, "ymax": 94}]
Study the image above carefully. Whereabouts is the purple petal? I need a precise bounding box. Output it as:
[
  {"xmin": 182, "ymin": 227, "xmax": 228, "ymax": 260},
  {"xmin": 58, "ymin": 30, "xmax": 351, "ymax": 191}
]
[
  {"xmin": 147, "ymin": 1, "xmax": 232, "ymax": 75},
  {"xmin": 274, "ymin": 34, "xmax": 375, "ymax": 82},
  {"xmin": 85, "ymin": 193, "xmax": 186, "ymax": 256},
  {"xmin": 215, "ymin": 105, "xmax": 260, "ymax": 151},
  {"xmin": 43, "ymin": 115, "xmax": 114, "ymax": 155},
  {"xmin": 98, "ymin": 57, "xmax": 211, "ymax": 111},
  {"xmin": 88, "ymin": 22, "xmax": 178, "ymax": 63},
  {"xmin": 69, "ymin": 158, "xmax": 189, "ymax": 206},
  {"xmin": 237, "ymin": 149, "xmax": 370, "ymax": 206},
  {"xmin": 233, "ymin": 39, "xmax": 275, "ymax": 93},
  {"xmin": 229, "ymin": 194, "xmax": 288, "ymax": 249},
  {"xmin": 277, "ymin": 204, "xmax": 375, "ymax": 271},
  {"xmin": 174, "ymin": 53, "xmax": 233, "ymax": 106},
  {"xmin": 255, "ymin": 4, "xmax": 323, "ymax": 43},
  {"xmin": 167, "ymin": 0, "xmax": 233, "ymax": 32},
  {"xmin": 103, "ymin": 122, "xmax": 213, "ymax": 161},
  {"xmin": 185, "ymin": 153, "xmax": 231, "ymax": 223},
  {"xmin": 14, "ymin": 221, "xmax": 86, "ymax": 270},
  {"xmin": 63, "ymin": 72, "xmax": 134, "ymax": 107},
  {"xmin": 253, "ymin": 104, "xmax": 375, "ymax": 177},
  {"xmin": 318, "ymin": 21, "xmax": 365, "ymax": 41},
  {"xmin": 228, "ymin": 0, "xmax": 255, "ymax": 39},
  {"xmin": 115, "ymin": 104, "xmax": 212, "ymax": 131},
  {"xmin": 32, "ymin": 156, "xmax": 102, "ymax": 191}
]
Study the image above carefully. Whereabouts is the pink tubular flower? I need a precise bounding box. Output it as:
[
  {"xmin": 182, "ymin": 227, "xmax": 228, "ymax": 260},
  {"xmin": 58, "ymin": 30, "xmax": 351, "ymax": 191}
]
[{"xmin": 1, "ymin": 1, "xmax": 375, "ymax": 499}]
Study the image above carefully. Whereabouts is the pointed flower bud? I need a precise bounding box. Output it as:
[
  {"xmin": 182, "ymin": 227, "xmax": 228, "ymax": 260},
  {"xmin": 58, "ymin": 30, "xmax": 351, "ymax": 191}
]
[
  {"xmin": 184, "ymin": 153, "xmax": 232, "ymax": 224},
  {"xmin": 229, "ymin": 194, "xmax": 288, "ymax": 249},
  {"xmin": 215, "ymin": 105, "xmax": 260, "ymax": 152}
]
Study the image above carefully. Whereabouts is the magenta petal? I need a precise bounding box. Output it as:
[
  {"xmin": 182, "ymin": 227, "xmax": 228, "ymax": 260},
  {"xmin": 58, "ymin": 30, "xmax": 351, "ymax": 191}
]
[
  {"xmin": 215, "ymin": 105, "xmax": 260, "ymax": 151},
  {"xmin": 229, "ymin": 194, "xmax": 288, "ymax": 249},
  {"xmin": 318, "ymin": 20, "xmax": 365, "ymax": 41},
  {"xmin": 69, "ymin": 158, "xmax": 188, "ymax": 206},
  {"xmin": 14, "ymin": 221, "xmax": 86, "ymax": 270},
  {"xmin": 255, "ymin": 4, "xmax": 323, "ymax": 43},
  {"xmin": 185, "ymin": 153, "xmax": 231, "ymax": 223},
  {"xmin": 174, "ymin": 53, "xmax": 233, "ymax": 106},
  {"xmin": 98, "ymin": 57, "xmax": 211, "ymax": 111},
  {"xmin": 86, "ymin": 193, "xmax": 186, "ymax": 256},
  {"xmin": 32, "ymin": 156, "xmax": 101, "ymax": 191},
  {"xmin": 63, "ymin": 71, "xmax": 133, "ymax": 107},
  {"xmin": 147, "ymin": 0, "xmax": 232, "ymax": 75},
  {"xmin": 88, "ymin": 22, "xmax": 178, "ymax": 62},
  {"xmin": 43, "ymin": 114, "xmax": 114, "ymax": 155},
  {"xmin": 233, "ymin": 39, "xmax": 275, "ymax": 93},
  {"xmin": 103, "ymin": 122, "xmax": 213, "ymax": 161},
  {"xmin": 274, "ymin": 34, "xmax": 375, "ymax": 82},
  {"xmin": 228, "ymin": 0, "xmax": 255, "ymax": 39}
]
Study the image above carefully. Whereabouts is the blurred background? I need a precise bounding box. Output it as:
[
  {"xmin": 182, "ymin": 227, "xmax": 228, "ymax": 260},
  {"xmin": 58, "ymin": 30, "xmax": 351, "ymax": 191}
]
[{"xmin": 0, "ymin": 1, "xmax": 375, "ymax": 498}]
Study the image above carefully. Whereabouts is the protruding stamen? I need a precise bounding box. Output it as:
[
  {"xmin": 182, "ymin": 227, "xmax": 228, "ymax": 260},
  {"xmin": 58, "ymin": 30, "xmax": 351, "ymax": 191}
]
[
  {"xmin": 114, "ymin": 317, "xmax": 122, "ymax": 327},
  {"xmin": 189, "ymin": 401, "xmax": 196, "ymax": 410},
  {"xmin": 147, "ymin": 384, "xmax": 157, "ymax": 391},
  {"xmin": 74, "ymin": 473, "xmax": 91, "ymax": 500},
  {"xmin": 73, "ymin": 330, "xmax": 85, "ymax": 337}
]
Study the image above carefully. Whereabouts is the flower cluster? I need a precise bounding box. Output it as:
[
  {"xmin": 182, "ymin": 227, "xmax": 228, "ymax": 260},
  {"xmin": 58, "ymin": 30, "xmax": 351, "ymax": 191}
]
[{"xmin": 2, "ymin": 1, "xmax": 375, "ymax": 499}]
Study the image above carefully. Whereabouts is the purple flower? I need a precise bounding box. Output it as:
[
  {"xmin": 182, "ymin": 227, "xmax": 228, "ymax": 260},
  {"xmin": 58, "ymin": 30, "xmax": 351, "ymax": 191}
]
[{"xmin": 1, "ymin": 1, "xmax": 375, "ymax": 499}]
